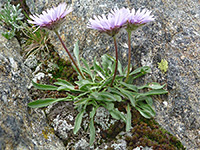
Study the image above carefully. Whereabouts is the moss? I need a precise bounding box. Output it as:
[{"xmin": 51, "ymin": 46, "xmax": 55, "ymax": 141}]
[
  {"xmin": 102, "ymin": 121, "xmax": 125, "ymax": 141},
  {"xmin": 124, "ymin": 108, "xmax": 185, "ymax": 150},
  {"xmin": 47, "ymin": 51, "xmax": 78, "ymax": 83}
]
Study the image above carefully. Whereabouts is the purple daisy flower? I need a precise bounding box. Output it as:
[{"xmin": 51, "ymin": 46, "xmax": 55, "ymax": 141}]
[
  {"xmin": 126, "ymin": 8, "xmax": 155, "ymax": 31},
  {"xmin": 88, "ymin": 7, "xmax": 129, "ymax": 36},
  {"xmin": 28, "ymin": 3, "xmax": 72, "ymax": 30}
]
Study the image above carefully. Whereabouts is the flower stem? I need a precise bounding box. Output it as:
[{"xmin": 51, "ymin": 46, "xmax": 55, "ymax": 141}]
[
  {"xmin": 125, "ymin": 31, "xmax": 132, "ymax": 83},
  {"xmin": 55, "ymin": 31, "xmax": 85, "ymax": 79},
  {"xmin": 110, "ymin": 36, "xmax": 118, "ymax": 87}
]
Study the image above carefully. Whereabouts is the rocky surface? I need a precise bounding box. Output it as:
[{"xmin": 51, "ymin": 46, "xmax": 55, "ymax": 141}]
[
  {"xmin": 0, "ymin": 33, "xmax": 65, "ymax": 150},
  {"xmin": 25, "ymin": 0, "xmax": 200, "ymax": 149}
]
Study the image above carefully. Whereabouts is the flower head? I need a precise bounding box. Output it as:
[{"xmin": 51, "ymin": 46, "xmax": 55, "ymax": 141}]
[
  {"xmin": 88, "ymin": 7, "xmax": 129, "ymax": 37},
  {"xmin": 28, "ymin": 3, "xmax": 72, "ymax": 30},
  {"xmin": 126, "ymin": 8, "xmax": 155, "ymax": 31}
]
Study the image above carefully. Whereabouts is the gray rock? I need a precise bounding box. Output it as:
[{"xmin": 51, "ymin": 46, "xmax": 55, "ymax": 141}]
[
  {"xmin": 133, "ymin": 146, "xmax": 153, "ymax": 150},
  {"xmin": 25, "ymin": 0, "xmax": 200, "ymax": 149},
  {"xmin": 94, "ymin": 107, "xmax": 116, "ymax": 131},
  {"xmin": 74, "ymin": 138, "xmax": 90, "ymax": 150},
  {"xmin": 0, "ymin": 34, "xmax": 65, "ymax": 150},
  {"xmin": 110, "ymin": 139, "xmax": 127, "ymax": 150}
]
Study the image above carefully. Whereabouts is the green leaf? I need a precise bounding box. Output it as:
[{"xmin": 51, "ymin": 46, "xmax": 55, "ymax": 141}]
[
  {"xmin": 28, "ymin": 97, "xmax": 71, "ymax": 108},
  {"xmin": 104, "ymin": 102, "xmax": 115, "ymax": 111},
  {"xmin": 136, "ymin": 96, "xmax": 153, "ymax": 106},
  {"xmin": 148, "ymin": 82, "xmax": 166, "ymax": 89},
  {"xmin": 127, "ymin": 66, "xmax": 151, "ymax": 83},
  {"xmin": 99, "ymin": 92, "xmax": 117, "ymax": 102},
  {"xmin": 75, "ymin": 79, "xmax": 98, "ymax": 91},
  {"xmin": 74, "ymin": 92, "xmax": 90, "ymax": 101},
  {"xmin": 109, "ymin": 109, "xmax": 126, "ymax": 122},
  {"xmin": 73, "ymin": 109, "xmax": 85, "ymax": 134},
  {"xmin": 138, "ymin": 82, "xmax": 166, "ymax": 90},
  {"xmin": 113, "ymin": 94, "xmax": 122, "ymax": 102},
  {"xmin": 54, "ymin": 78, "xmax": 73, "ymax": 86},
  {"xmin": 90, "ymin": 107, "xmax": 98, "ymax": 118},
  {"xmin": 107, "ymin": 87, "xmax": 125, "ymax": 98},
  {"xmin": 73, "ymin": 41, "xmax": 84, "ymax": 78},
  {"xmin": 129, "ymin": 66, "xmax": 151, "ymax": 76},
  {"xmin": 123, "ymin": 65, "xmax": 129, "ymax": 75},
  {"xmin": 120, "ymin": 82, "xmax": 138, "ymax": 92},
  {"xmin": 136, "ymin": 89, "xmax": 168, "ymax": 98},
  {"xmin": 145, "ymin": 96, "xmax": 153, "ymax": 106},
  {"xmin": 111, "ymin": 61, "xmax": 116, "ymax": 75},
  {"xmin": 126, "ymin": 104, "xmax": 131, "ymax": 132},
  {"xmin": 89, "ymin": 86, "xmax": 99, "ymax": 91},
  {"xmin": 135, "ymin": 102, "xmax": 155, "ymax": 119},
  {"xmin": 75, "ymin": 79, "xmax": 91, "ymax": 86},
  {"xmin": 90, "ymin": 92, "xmax": 117, "ymax": 102},
  {"xmin": 93, "ymin": 57, "xmax": 106, "ymax": 79},
  {"xmin": 101, "ymin": 54, "xmax": 113, "ymax": 74},
  {"xmin": 74, "ymin": 98, "xmax": 90, "ymax": 105},
  {"xmin": 118, "ymin": 60, "xmax": 123, "ymax": 76},
  {"xmin": 32, "ymin": 81, "xmax": 57, "ymax": 90},
  {"xmin": 54, "ymin": 79, "xmax": 81, "ymax": 92},
  {"xmin": 81, "ymin": 58, "xmax": 94, "ymax": 81},
  {"xmin": 57, "ymin": 85, "xmax": 80, "ymax": 92},
  {"xmin": 89, "ymin": 119, "xmax": 95, "ymax": 145},
  {"xmin": 99, "ymin": 76, "xmax": 113, "ymax": 90},
  {"xmin": 116, "ymin": 87, "xmax": 136, "ymax": 107},
  {"xmin": 28, "ymin": 98, "xmax": 56, "ymax": 108},
  {"xmin": 73, "ymin": 40, "xmax": 80, "ymax": 64},
  {"xmin": 89, "ymin": 107, "xmax": 98, "ymax": 145}
]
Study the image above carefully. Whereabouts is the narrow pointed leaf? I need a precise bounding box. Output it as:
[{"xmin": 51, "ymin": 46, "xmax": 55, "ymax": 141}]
[
  {"xmin": 73, "ymin": 41, "xmax": 84, "ymax": 78},
  {"xmin": 116, "ymin": 87, "xmax": 136, "ymax": 107},
  {"xmin": 107, "ymin": 87, "xmax": 125, "ymax": 98},
  {"xmin": 99, "ymin": 76, "xmax": 113, "ymax": 90},
  {"xmin": 81, "ymin": 58, "xmax": 94, "ymax": 81},
  {"xmin": 138, "ymin": 82, "xmax": 166, "ymax": 90},
  {"xmin": 118, "ymin": 60, "xmax": 123, "ymax": 75},
  {"xmin": 73, "ymin": 41, "xmax": 80, "ymax": 64},
  {"xmin": 54, "ymin": 78, "xmax": 73, "ymax": 86},
  {"xmin": 28, "ymin": 97, "xmax": 71, "ymax": 108},
  {"xmin": 137, "ymin": 89, "xmax": 168, "ymax": 98},
  {"xmin": 93, "ymin": 57, "xmax": 105, "ymax": 79},
  {"xmin": 73, "ymin": 109, "xmax": 85, "ymax": 134},
  {"xmin": 126, "ymin": 104, "xmax": 131, "ymax": 131},
  {"xmin": 32, "ymin": 81, "xmax": 57, "ymax": 90},
  {"xmin": 129, "ymin": 66, "xmax": 151, "ymax": 76},
  {"xmin": 101, "ymin": 54, "xmax": 113, "ymax": 74},
  {"xmin": 120, "ymin": 82, "xmax": 138, "ymax": 92},
  {"xmin": 109, "ymin": 109, "xmax": 126, "ymax": 122},
  {"xmin": 89, "ymin": 119, "xmax": 95, "ymax": 145},
  {"xmin": 136, "ymin": 96, "xmax": 153, "ymax": 106},
  {"xmin": 74, "ymin": 98, "xmax": 90, "ymax": 105},
  {"xmin": 136, "ymin": 102, "xmax": 156, "ymax": 119},
  {"xmin": 89, "ymin": 107, "xmax": 97, "ymax": 145}
]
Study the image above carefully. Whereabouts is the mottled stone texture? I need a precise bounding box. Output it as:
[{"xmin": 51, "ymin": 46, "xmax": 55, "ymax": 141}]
[
  {"xmin": 25, "ymin": 0, "xmax": 200, "ymax": 149},
  {"xmin": 0, "ymin": 34, "xmax": 65, "ymax": 150}
]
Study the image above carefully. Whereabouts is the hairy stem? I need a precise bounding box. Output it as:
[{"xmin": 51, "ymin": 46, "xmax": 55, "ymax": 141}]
[
  {"xmin": 110, "ymin": 36, "xmax": 118, "ymax": 87},
  {"xmin": 55, "ymin": 31, "xmax": 85, "ymax": 79},
  {"xmin": 125, "ymin": 31, "xmax": 132, "ymax": 82}
]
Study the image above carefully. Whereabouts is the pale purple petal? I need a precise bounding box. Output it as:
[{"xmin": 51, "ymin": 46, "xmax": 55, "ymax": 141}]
[
  {"xmin": 129, "ymin": 8, "xmax": 155, "ymax": 25},
  {"xmin": 28, "ymin": 2, "xmax": 72, "ymax": 30},
  {"xmin": 60, "ymin": 6, "xmax": 73, "ymax": 18},
  {"xmin": 88, "ymin": 7, "xmax": 129, "ymax": 36}
]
